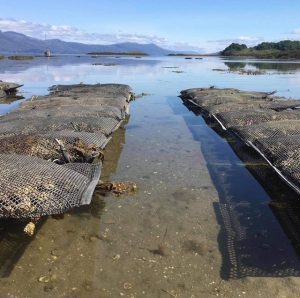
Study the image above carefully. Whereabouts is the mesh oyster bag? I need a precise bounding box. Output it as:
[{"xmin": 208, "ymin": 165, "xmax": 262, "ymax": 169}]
[
  {"xmin": 232, "ymin": 120, "xmax": 300, "ymax": 143},
  {"xmin": 0, "ymin": 83, "xmax": 132, "ymax": 219},
  {"xmin": 0, "ymin": 134, "xmax": 104, "ymax": 163},
  {"xmin": 216, "ymin": 109, "xmax": 300, "ymax": 129},
  {"xmin": 0, "ymin": 154, "xmax": 101, "ymax": 219},
  {"xmin": 252, "ymin": 135, "xmax": 300, "ymax": 191},
  {"xmin": 180, "ymin": 87, "xmax": 300, "ymax": 195}
]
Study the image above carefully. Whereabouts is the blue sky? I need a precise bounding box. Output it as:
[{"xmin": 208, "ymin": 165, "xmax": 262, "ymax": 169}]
[{"xmin": 0, "ymin": 0, "xmax": 299, "ymax": 52}]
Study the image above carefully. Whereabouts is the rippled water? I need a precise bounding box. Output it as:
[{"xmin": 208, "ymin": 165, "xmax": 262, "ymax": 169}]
[{"xmin": 1, "ymin": 56, "xmax": 300, "ymax": 297}]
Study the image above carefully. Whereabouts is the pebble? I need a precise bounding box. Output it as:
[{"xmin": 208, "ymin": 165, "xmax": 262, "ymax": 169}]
[
  {"xmin": 123, "ymin": 282, "xmax": 132, "ymax": 290},
  {"xmin": 38, "ymin": 276, "xmax": 50, "ymax": 283},
  {"xmin": 51, "ymin": 249, "xmax": 62, "ymax": 257}
]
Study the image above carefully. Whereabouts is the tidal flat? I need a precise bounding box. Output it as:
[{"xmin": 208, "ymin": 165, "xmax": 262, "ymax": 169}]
[{"xmin": 0, "ymin": 55, "xmax": 300, "ymax": 297}]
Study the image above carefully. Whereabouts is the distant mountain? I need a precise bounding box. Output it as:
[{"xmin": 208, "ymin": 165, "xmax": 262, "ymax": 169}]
[{"xmin": 0, "ymin": 31, "xmax": 175, "ymax": 56}]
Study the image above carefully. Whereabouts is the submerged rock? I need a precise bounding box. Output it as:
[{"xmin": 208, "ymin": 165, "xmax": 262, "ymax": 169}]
[
  {"xmin": 23, "ymin": 222, "xmax": 35, "ymax": 236},
  {"xmin": 97, "ymin": 181, "xmax": 137, "ymax": 196}
]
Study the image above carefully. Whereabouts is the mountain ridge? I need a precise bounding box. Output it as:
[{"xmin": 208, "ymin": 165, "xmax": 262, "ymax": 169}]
[{"xmin": 0, "ymin": 30, "xmax": 175, "ymax": 56}]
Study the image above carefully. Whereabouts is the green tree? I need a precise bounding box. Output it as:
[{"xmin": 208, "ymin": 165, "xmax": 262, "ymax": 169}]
[{"xmin": 221, "ymin": 43, "xmax": 247, "ymax": 55}]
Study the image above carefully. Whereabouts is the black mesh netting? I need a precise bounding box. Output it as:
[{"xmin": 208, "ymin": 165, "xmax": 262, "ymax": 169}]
[
  {"xmin": 0, "ymin": 134, "xmax": 104, "ymax": 163},
  {"xmin": 0, "ymin": 115, "xmax": 121, "ymax": 137},
  {"xmin": 180, "ymin": 87, "xmax": 300, "ymax": 111},
  {"xmin": 181, "ymin": 87, "xmax": 300, "ymax": 278},
  {"xmin": 180, "ymin": 87, "xmax": 300, "ymax": 194},
  {"xmin": 216, "ymin": 109, "xmax": 300, "ymax": 129},
  {"xmin": 205, "ymin": 100, "xmax": 300, "ymax": 115},
  {"xmin": 0, "ymin": 83, "xmax": 131, "ymax": 218},
  {"xmin": 253, "ymin": 135, "xmax": 300, "ymax": 190},
  {"xmin": 0, "ymin": 154, "xmax": 101, "ymax": 218},
  {"xmin": 216, "ymin": 202, "xmax": 300, "ymax": 278},
  {"xmin": 232, "ymin": 120, "xmax": 300, "ymax": 143}
]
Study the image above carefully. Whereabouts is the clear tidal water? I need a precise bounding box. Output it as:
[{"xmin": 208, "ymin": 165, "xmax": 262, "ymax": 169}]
[{"xmin": 1, "ymin": 55, "xmax": 300, "ymax": 297}]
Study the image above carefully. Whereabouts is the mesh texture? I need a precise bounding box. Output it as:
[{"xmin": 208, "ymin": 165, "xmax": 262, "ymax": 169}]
[
  {"xmin": 0, "ymin": 154, "xmax": 101, "ymax": 218},
  {"xmin": 181, "ymin": 87, "xmax": 300, "ymax": 194},
  {"xmin": 0, "ymin": 83, "xmax": 131, "ymax": 218}
]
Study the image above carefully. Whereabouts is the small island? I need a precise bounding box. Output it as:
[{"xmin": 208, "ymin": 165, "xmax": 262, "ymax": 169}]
[
  {"xmin": 0, "ymin": 55, "xmax": 34, "ymax": 60},
  {"xmin": 221, "ymin": 40, "xmax": 300, "ymax": 59},
  {"xmin": 168, "ymin": 53, "xmax": 206, "ymax": 58},
  {"xmin": 87, "ymin": 51, "xmax": 148, "ymax": 56}
]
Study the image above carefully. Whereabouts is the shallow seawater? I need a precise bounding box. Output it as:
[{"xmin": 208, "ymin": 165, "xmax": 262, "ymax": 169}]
[{"xmin": 1, "ymin": 56, "xmax": 300, "ymax": 297}]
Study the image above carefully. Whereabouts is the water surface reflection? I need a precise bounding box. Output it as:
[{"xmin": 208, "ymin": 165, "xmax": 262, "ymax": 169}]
[
  {"xmin": 0, "ymin": 56, "xmax": 300, "ymax": 295},
  {"xmin": 180, "ymin": 99, "xmax": 300, "ymax": 279}
]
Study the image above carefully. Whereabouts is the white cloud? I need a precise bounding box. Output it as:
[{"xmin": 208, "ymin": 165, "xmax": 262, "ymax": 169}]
[
  {"xmin": 204, "ymin": 36, "xmax": 264, "ymax": 52},
  {"xmin": 290, "ymin": 28, "xmax": 300, "ymax": 35},
  {"xmin": 208, "ymin": 36, "xmax": 263, "ymax": 46},
  {"xmin": 0, "ymin": 18, "xmax": 203, "ymax": 52},
  {"xmin": 237, "ymin": 36, "xmax": 261, "ymax": 42}
]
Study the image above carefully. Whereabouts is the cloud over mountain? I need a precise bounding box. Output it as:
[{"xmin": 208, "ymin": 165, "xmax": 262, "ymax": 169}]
[
  {"xmin": 208, "ymin": 36, "xmax": 264, "ymax": 47},
  {"xmin": 0, "ymin": 18, "xmax": 202, "ymax": 52}
]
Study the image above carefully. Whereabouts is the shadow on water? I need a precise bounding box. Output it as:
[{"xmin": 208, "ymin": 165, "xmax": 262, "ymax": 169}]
[
  {"xmin": 167, "ymin": 96, "xmax": 300, "ymax": 279},
  {"xmin": 0, "ymin": 219, "xmax": 46, "ymax": 277},
  {"xmin": 0, "ymin": 117, "xmax": 127, "ymax": 277},
  {"xmin": 73, "ymin": 120, "xmax": 128, "ymax": 219}
]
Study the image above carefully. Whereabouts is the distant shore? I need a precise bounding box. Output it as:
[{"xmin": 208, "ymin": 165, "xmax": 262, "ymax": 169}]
[
  {"xmin": 168, "ymin": 53, "xmax": 218, "ymax": 57},
  {"xmin": 0, "ymin": 55, "xmax": 34, "ymax": 60},
  {"xmin": 221, "ymin": 50, "xmax": 300, "ymax": 59},
  {"xmin": 87, "ymin": 51, "xmax": 148, "ymax": 56}
]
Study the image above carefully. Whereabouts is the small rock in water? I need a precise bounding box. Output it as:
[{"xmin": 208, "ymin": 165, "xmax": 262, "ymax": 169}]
[
  {"xmin": 51, "ymin": 249, "xmax": 62, "ymax": 257},
  {"xmin": 113, "ymin": 254, "xmax": 121, "ymax": 260},
  {"xmin": 123, "ymin": 282, "xmax": 132, "ymax": 290},
  {"xmin": 38, "ymin": 276, "xmax": 50, "ymax": 283},
  {"xmin": 24, "ymin": 222, "xmax": 35, "ymax": 236}
]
